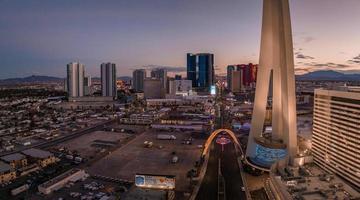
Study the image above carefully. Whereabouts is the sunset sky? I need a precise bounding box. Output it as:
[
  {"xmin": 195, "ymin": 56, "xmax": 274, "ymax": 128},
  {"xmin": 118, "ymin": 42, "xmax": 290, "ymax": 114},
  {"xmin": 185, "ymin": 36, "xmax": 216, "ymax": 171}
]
[{"xmin": 1, "ymin": 0, "xmax": 360, "ymax": 79}]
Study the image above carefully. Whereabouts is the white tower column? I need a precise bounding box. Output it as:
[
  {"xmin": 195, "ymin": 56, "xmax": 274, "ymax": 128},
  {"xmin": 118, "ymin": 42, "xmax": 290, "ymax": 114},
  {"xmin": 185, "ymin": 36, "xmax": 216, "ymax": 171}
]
[{"xmin": 246, "ymin": 0, "xmax": 297, "ymax": 162}]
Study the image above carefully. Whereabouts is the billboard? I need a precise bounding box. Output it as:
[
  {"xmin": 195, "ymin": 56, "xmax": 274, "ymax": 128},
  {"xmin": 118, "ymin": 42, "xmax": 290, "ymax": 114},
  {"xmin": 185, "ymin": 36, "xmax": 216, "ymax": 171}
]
[
  {"xmin": 135, "ymin": 174, "xmax": 175, "ymax": 190},
  {"xmin": 210, "ymin": 85, "xmax": 216, "ymax": 95}
]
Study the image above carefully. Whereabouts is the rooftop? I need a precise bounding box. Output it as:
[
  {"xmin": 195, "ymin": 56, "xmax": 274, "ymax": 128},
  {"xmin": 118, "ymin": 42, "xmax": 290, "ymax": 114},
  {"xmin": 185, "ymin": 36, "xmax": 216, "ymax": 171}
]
[
  {"xmin": 274, "ymin": 164, "xmax": 360, "ymax": 200},
  {"xmin": 0, "ymin": 161, "xmax": 12, "ymax": 173},
  {"xmin": 315, "ymin": 88, "xmax": 360, "ymax": 100},
  {"xmin": 22, "ymin": 148, "xmax": 53, "ymax": 159},
  {"xmin": 1, "ymin": 153, "xmax": 26, "ymax": 162},
  {"xmin": 39, "ymin": 168, "xmax": 85, "ymax": 188}
]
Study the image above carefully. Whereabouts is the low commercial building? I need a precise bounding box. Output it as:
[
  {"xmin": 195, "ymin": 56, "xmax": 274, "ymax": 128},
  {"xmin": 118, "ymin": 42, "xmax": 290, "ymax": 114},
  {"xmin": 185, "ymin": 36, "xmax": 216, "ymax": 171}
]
[
  {"xmin": 19, "ymin": 164, "xmax": 40, "ymax": 176},
  {"xmin": 38, "ymin": 168, "xmax": 88, "ymax": 195},
  {"xmin": 120, "ymin": 108, "xmax": 171, "ymax": 125},
  {"xmin": 1, "ymin": 153, "xmax": 27, "ymax": 169},
  {"xmin": 22, "ymin": 148, "xmax": 56, "ymax": 168},
  {"xmin": 68, "ymin": 96, "xmax": 114, "ymax": 102},
  {"xmin": 146, "ymin": 99, "xmax": 184, "ymax": 106},
  {"xmin": 53, "ymin": 96, "xmax": 115, "ymax": 110},
  {"xmin": 146, "ymin": 97, "xmax": 210, "ymax": 107},
  {"xmin": 150, "ymin": 124, "xmax": 205, "ymax": 131},
  {"xmin": 169, "ymin": 79, "xmax": 193, "ymax": 96},
  {"xmin": 11, "ymin": 184, "xmax": 30, "ymax": 196},
  {"xmin": 0, "ymin": 161, "xmax": 16, "ymax": 184},
  {"xmin": 159, "ymin": 119, "xmax": 209, "ymax": 126}
]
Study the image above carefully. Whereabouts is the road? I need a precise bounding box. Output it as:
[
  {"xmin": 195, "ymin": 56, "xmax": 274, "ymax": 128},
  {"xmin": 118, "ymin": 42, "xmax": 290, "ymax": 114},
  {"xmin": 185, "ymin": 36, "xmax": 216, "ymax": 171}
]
[
  {"xmin": 195, "ymin": 85, "xmax": 247, "ymax": 200},
  {"xmin": 196, "ymin": 142, "xmax": 220, "ymax": 200},
  {"xmin": 0, "ymin": 119, "xmax": 115, "ymax": 157},
  {"xmin": 196, "ymin": 141, "xmax": 246, "ymax": 200},
  {"xmin": 221, "ymin": 143, "xmax": 246, "ymax": 200}
]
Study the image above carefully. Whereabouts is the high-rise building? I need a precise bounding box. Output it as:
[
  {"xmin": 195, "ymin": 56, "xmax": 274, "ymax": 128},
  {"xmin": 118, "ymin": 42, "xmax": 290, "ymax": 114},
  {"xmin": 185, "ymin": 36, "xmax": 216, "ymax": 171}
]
[
  {"xmin": 143, "ymin": 78, "xmax": 164, "ymax": 99},
  {"xmin": 132, "ymin": 69, "xmax": 146, "ymax": 92},
  {"xmin": 187, "ymin": 53, "xmax": 214, "ymax": 88},
  {"xmin": 66, "ymin": 62, "xmax": 85, "ymax": 97},
  {"xmin": 246, "ymin": 0, "xmax": 297, "ymax": 170},
  {"xmin": 227, "ymin": 65, "xmax": 235, "ymax": 91},
  {"xmin": 312, "ymin": 88, "xmax": 360, "ymax": 188},
  {"xmin": 101, "ymin": 63, "xmax": 117, "ymax": 97},
  {"xmin": 230, "ymin": 71, "xmax": 242, "ymax": 93},
  {"xmin": 84, "ymin": 76, "xmax": 92, "ymax": 96},
  {"xmin": 227, "ymin": 64, "xmax": 257, "ymax": 93},
  {"xmin": 151, "ymin": 68, "xmax": 167, "ymax": 91}
]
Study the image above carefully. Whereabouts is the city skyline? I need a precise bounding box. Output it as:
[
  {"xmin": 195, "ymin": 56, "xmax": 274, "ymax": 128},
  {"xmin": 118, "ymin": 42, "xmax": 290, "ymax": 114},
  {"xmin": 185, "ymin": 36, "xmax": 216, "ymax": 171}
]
[
  {"xmin": 1, "ymin": 0, "xmax": 360, "ymax": 79},
  {"xmin": 1, "ymin": 0, "xmax": 360, "ymax": 199}
]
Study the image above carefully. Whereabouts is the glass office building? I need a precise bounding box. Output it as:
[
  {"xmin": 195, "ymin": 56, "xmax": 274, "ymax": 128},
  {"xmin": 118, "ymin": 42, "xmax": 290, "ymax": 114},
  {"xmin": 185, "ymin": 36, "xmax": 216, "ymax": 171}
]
[{"xmin": 187, "ymin": 53, "xmax": 214, "ymax": 88}]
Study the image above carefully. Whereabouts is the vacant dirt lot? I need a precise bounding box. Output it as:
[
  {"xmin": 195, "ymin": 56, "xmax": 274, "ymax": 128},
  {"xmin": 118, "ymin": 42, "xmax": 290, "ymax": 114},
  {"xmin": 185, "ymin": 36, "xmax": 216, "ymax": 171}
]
[{"xmin": 87, "ymin": 129, "xmax": 205, "ymax": 192}]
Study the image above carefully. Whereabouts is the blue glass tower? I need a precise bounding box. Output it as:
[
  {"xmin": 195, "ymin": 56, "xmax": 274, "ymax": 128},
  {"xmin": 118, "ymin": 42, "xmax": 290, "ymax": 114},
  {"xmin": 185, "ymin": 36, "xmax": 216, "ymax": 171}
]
[
  {"xmin": 187, "ymin": 53, "xmax": 214, "ymax": 88},
  {"xmin": 187, "ymin": 53, "xmax": 197, "ymax": 87}
]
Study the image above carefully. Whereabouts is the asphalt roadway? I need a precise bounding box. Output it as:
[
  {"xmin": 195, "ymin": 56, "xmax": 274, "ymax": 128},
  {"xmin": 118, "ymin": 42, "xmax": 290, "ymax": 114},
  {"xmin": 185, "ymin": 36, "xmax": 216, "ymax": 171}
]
[
  {"xmin": 196, "ymin": 141, "xmax": 246, "ymax": 200},
  {"xmin": 196, "ymin": 142, "xmax": 220, "ymax": 200}
]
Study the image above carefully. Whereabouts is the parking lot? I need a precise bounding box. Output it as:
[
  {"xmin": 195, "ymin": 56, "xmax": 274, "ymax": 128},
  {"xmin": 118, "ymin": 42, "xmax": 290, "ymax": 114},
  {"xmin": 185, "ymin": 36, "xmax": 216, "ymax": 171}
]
[
  {"xmin": 30, "ymin": 176, "xmax": 131, "ymax": 200},
  {"xmin": 87, "ymin": 129, "xmax": 206, "ymax": 192}
]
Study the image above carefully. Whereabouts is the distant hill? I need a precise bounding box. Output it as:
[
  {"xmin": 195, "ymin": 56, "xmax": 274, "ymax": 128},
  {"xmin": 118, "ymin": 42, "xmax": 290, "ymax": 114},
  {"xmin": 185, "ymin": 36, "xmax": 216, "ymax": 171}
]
[
  {"xmin": 296, "ymin": 70, "xmax": 360, "ymax": 81},
  {"xmin": 0, "ymin": 75, "xmax": 64, "ymax": 85},
  {"xmin": 0, "ymin": 75, "xmax": 132, "ymax": 85}
]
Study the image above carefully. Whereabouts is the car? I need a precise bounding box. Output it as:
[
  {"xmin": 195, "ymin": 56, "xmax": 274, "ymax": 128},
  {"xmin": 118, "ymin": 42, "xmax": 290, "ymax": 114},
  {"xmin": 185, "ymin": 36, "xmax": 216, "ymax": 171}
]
[{"xmin": 182, "ymin": 140, "xmax": 192, "ymax": 145}]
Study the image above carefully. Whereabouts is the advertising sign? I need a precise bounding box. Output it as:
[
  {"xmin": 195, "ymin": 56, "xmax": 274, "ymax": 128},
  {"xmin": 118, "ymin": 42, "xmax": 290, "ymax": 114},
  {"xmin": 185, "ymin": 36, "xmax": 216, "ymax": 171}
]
[
  {"xmin": 210, "ymin": 85, "xmax": 216, "ymax": 95},
  {"xmin": 135, "ymin": 174, "xmax": 175, "ymax": 190}
]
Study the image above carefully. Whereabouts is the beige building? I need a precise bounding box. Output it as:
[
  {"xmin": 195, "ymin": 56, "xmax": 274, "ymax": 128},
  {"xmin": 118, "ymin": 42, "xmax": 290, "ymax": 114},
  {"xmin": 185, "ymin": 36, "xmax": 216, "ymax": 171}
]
[
  {"xmin": 1, "ymin": 153, "xmax": 27, "ymax": 169},
  {"xmin": 22, "ymin": 148, "xmax": 56, "ymax": 168},
  {"xmin": 0, "ymin": 161, "xmax": 16, "ymax": 184},
  {"xmin": 144, "ymin": 78, "xmax": 165, "ymax": 99},
  {"xmin": 38, "ymin": 169, "xmax": 88, "ymax": 195},
  {"xmin": 312, "ymin": 88, "xmax": 360, "ymax": 188},
  {"xmin": 230, "ymin": 70, "xmax": 242, "ymax": 93}
]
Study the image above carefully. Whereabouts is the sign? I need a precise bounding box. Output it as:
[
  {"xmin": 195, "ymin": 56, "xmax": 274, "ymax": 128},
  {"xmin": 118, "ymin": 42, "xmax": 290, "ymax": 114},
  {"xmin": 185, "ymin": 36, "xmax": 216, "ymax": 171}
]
[
  {"xmin": 135, "ymin": 174, "xmax": 175, "ymax": 190},
  {"xmin": 216, "ymin": 136, "xmax": 231, "ymax": 145},
  {"xmin": 210, "ymin": 85, "xmax": 216, "ymax": 95}
]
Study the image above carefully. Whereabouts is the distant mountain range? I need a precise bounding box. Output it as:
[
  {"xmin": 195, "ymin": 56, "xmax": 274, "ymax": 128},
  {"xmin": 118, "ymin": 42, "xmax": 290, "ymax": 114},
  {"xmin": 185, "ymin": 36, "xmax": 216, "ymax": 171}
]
[
  {"xmin": 0, "ymin": 71, "xmax": 359, "ymax": 85},
  {"xmin": 296, "ymin": 70, "xmax": 360, "ymax": 81},
  {"xmin": 0, "ymin": 75, "xmax": 132, "ymax": 85},
  {"xmin": 0, "ymin": 75, "xmax": 64, "ymax": 85}
]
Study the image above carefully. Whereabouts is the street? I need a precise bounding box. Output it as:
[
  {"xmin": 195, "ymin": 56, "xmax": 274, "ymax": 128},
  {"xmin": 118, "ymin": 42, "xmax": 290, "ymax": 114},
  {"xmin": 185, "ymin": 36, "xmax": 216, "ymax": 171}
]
[
  {"xmin": 196, "ymin": 142, "xmax": 219, "ymax": 200},
  {"xmin": 196, "ymin": 140, "xmax": 246, "ymax": 200}
]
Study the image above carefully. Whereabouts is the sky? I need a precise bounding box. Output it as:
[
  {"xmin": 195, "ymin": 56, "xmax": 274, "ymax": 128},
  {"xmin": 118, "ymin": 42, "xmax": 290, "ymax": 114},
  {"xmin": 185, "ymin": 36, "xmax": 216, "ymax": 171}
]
[{"xmin": 1, "ymin": 0, "xmax": 360, "ymax": 79}]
